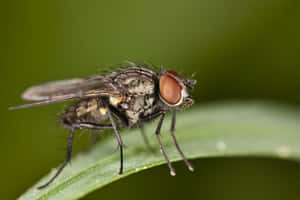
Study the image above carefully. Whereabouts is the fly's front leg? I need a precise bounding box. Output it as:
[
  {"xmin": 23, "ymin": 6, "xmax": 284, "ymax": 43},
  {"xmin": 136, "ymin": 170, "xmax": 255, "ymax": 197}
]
[
  {"xmin": 170, "ymin": 109, "xmax": 194, "ymax": 172},
  {"xmin": 155, "ymin": 113, "xmax": 176, "ymax": 176}
]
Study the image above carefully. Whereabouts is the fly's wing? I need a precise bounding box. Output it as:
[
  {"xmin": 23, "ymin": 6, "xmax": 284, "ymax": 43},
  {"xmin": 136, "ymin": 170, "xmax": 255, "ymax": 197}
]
[
  {"xmin": 21, "ymin": 76, "xmax": 111, "ymax": 101},
  {"xmin": 9, "ymin": 76, "xmax": 119, "ymax": 110}
]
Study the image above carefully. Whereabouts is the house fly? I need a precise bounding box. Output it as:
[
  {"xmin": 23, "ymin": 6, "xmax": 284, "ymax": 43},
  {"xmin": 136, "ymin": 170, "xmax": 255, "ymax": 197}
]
[{"xmin": 10, "ymin": 62, "xmax": 197, "ymax": 189}]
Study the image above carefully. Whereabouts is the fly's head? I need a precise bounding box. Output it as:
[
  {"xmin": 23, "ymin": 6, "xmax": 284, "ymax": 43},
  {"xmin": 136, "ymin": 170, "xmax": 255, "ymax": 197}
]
[{"xmin": 158, "ymin": 69, "xmax": 196, "ymax": 109}]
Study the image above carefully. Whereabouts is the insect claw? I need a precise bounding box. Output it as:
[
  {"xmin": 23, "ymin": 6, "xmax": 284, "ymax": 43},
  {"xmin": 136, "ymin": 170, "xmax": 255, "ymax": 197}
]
[
  {"xmin": 170, "ymin": 170, "xmax": 176, "ymax": 176},
  {"xmin": 188, "ymin": 165, "xmax": 194, "ymax": 172},
  {"xmin": 118, "ymin": 171, "xmax": 123, "ymax": 176}
]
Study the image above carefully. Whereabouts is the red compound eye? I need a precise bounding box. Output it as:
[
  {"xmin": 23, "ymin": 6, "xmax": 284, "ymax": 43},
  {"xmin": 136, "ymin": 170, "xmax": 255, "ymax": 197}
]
[
  {"xmin": 159, "ymin": 73, "xmax": 182, "ymax": 105},
  {"xmin": 166, "ymin": 70, "xmax": 181, "ymax": 78}
]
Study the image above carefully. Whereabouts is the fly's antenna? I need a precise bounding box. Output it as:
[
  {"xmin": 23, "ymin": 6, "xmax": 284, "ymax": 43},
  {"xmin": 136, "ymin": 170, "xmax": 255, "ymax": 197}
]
[{"xmin": 160, "ymin": 65, "xmax": 165, "ymax": 73}]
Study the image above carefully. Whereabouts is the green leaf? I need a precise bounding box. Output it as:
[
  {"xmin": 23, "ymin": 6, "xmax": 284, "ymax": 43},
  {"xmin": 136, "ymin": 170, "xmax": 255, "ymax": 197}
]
[{"xmin": 19, "ymin": 102, "xmax": 300, "ymax": 200}]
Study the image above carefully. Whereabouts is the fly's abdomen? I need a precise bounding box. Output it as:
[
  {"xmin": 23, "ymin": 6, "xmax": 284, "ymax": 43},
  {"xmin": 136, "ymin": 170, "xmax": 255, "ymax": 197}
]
[{"xmin": 61, "ymin": 98, "xmax": 108, "ymax": 127}]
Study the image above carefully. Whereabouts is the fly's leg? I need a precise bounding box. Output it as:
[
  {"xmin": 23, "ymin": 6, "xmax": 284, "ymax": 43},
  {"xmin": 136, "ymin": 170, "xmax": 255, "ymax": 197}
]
[
  {"xmin": 139, "ymin": 124, "xmax": 155, "ymax": 153},
  {"xmin": 170, "ymin": 110, "xmax": 194, "ymax": 172},
  {"xmin": 37, "ymin": 127, "xmax": 75, "ymax": 190},
  {"xmin": 84, "ymin": 130, "xmax": 100, "ymax": 152},
  {"xmin": 72, "ymin": 123, "xmax": 115, "ymax": 130},
  {"xmin": 91, "ymin": 131, "xmax": 99, "ymax": 145},
  {"xmin": 105, "ymin": 103, "xmax": 125, "ymax": 175},
  {"xmin": 155, "ymin": 113, "xmax": 176, "ymax": 176},
  {"xmin": 141, "ymin": 110, "xmax": 166, "ymax": 123},
  {"xmin": 38, "ymin": 123, "xmax": 116, "ymax": 189}
]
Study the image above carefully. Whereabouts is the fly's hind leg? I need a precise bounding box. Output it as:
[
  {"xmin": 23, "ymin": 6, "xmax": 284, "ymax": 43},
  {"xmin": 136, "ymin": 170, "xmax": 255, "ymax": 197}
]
[
  {"xmin": 37, "ymin": 122, "xmax": 116, "ymax": 189},
  {"xmin": 37, "ymin": 127, "xmax": 75, "ymax": 190}
]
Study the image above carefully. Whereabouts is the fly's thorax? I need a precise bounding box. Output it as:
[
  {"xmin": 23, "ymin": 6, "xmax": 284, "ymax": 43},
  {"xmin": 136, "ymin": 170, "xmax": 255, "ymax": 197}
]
[
  {"xmin": 109, "ymin": 91, "xmax": 158, "ymax": 126},
  {"xmin": 113, "ymin": 68, "xmax": 157, "ymax": 96},
  {"xmin": 125, "ymin": 78, "xmax": 155, "ymax": 95},
  {"xmin": 108, "ymin": 69, "xmax": 159, "ymax": 126},
  {"xmin": 124, "ymin": 95, "xmax": 157, "ymax": 125}
]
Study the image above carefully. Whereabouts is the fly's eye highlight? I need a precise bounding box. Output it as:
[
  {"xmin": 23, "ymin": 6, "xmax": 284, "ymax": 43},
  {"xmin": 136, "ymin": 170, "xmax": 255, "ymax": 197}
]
[{"xmin": 159, "ymin": 73, "xmax": 182, "ymax": 105}]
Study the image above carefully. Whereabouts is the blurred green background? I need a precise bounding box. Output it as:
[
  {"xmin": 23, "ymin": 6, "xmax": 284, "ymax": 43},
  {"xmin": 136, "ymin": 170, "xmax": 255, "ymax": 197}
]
[{"xmin": 1, "ymin": 0, "xmax": 299, "ymax": 199}]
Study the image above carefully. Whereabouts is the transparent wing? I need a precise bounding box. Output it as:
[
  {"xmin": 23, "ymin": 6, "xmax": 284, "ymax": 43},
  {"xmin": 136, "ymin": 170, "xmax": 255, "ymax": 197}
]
[
  {"xmin": 9, "ymin": 76, "xmax": 119, "ymax": 110},
  {"xmin": 21, "ymin": 76, "xmax": 110, "ymax": 101}
]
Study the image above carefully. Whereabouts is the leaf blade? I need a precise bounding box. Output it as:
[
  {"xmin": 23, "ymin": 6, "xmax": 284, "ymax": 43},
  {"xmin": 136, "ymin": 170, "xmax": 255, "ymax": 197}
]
[{"xmin": 19, "ymin": 102, "xmax": 300, "ymax": 200}]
